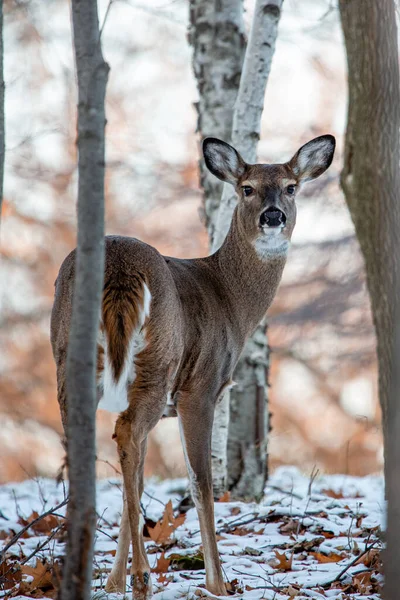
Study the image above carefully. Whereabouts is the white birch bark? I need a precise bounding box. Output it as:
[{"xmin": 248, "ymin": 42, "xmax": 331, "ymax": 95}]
[
  {"xmin": 211, "ymin": 391, "xmax": 230, "ymax": 497},
  {"xmin": 211, "ymin": 0, "xmax": 283, "ymax": 500},
  {"xmin": 212, "ymin": 0, "xmax": 284, "ymax": 252},
  {"xmin": 189, "ymin": 0, "xmax": 246, "ymax": 497},
  {"xmin": 189, "ymin": 0, "xmax": 246, "ymax": 246}
]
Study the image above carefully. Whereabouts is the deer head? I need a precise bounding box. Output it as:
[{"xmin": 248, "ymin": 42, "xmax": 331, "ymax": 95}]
[{"xmin": 203, "ymin": 135, "xmax": 336, "ymax": 258}]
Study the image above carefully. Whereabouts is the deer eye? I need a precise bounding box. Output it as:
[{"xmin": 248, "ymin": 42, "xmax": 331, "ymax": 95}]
[
  {"xmin": 242, "ymin": 186, "xmax": 254, "ymax": 197},
  {"xmin": 286, "ymin": 184, "xmax": 296, "ymax": 195}
]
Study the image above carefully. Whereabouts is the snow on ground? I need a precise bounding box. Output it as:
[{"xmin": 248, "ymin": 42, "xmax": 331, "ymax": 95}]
[{"xmin": 0, "ymin": 468, "xmax": 384, "ymax": 599}]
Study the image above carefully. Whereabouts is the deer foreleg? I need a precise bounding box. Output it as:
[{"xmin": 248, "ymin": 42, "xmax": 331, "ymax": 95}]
[{"xmin": 178, "ymin": 401, "xmax": 226, "ymax": 596}]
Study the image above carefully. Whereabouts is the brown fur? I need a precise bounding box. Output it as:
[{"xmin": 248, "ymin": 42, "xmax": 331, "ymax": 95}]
[{"xmin": 50, "ymin": 136, "xmax": 335, "ymax": 599}]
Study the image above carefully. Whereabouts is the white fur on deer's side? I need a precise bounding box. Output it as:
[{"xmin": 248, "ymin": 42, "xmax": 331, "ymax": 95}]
[{"xmin": 98, "ymin": 283, "xmax": 151, "ymax": 414}]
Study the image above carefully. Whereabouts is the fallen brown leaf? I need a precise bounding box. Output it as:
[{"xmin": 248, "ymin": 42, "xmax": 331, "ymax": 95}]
[
  {"xmin": 273, "ymin": 550, "xmax": 292, "ymax": 571},
  {"xmin": 218, "ymin": 491, "xmax": 231, "ymax": 502},
  {"xmin": 22, "ymin": 560, "xmax": 54, "ymax": 591},
  {"xmin": 147, "ymin": 501, "xmax": 186, "ymax": 545},
  {"xmin": 321, "ymin": 489, "xmax": 345, "ymax": 499},
  {"xmin": 157, "ymin": 572, "xmax": 173, "ymax": 585},
  {"xmin": 311, "ymin": 551, "xmax": 345, "ymax": 564},
  {"xmin": 152, "ymin": 552, "xmax": 171, "ymax": 574},
  {"xmin": 0, "ymin": 559, "xmax": 22, "ymax": 590}
]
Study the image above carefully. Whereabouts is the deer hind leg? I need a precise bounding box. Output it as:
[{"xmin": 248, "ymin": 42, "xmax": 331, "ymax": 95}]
[
  {"xmin": 105, "ymin": 438, "xmax": 147, "ymax": 594},
  {"xmin": 109, "ymin": 383, "xmax": 167, "ymax": 600},
  {"xmin": 178, "ymin": 400, "xmax": 226, "ymax": 596}
]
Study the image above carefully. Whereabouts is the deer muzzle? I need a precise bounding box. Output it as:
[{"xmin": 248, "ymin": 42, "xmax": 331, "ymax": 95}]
[{"xmin": 260, "ymin": 206, "xmax": 287, "ymax": 228}]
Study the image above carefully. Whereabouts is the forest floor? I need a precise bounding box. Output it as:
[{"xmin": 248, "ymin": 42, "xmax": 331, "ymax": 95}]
[{"xmin": 0, "ymin": 467, "xmax": 384, "ymax": 600}]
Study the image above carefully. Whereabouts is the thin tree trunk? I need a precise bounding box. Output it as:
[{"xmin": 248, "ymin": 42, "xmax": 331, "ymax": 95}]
[
  {"xmin": 338, "ymin": 2, "xmax": 400, "ymax": 595},
  {"xmin": 60, "ymin": 1, "xmax": 109, "ymax": 598},
  {"xmin": 0, "ymin": 0, "xmax": 5, "ymax": 226},
  {"xmin": 212, "ymin": 0, "xmax": 283, "ymax": 500},
  {"xmin": 189, "ymin": 0, "xmax": 246, "ymax": 247},
  {"xmin": 189, "ymin": 0, "xmax": 246, "ymax": 497}
]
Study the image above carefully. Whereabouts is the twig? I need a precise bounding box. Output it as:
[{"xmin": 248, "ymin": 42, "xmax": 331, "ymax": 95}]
[
  {"xmin": 0, "ymin": 497, "xmax": 68, "ymax": 562},
  {"xmin": 99, "ymin": 0, "xmax": 115, "ymax": 39},
  {"xmin": 96, "ymin": 526, "xmax": 116, "ymax": 543},
  {"xmin": 329, "ymin": 540, "xmax": 379, "ymax": 584},
  {"xmin": 20, "ymin": 524, "xmax": 64, "ymax": 566},
  {"xmin": 143, "ymin": 490, "xmax": 166, "ymax": 507},
  {"xmin": 97, "ymin": 458, "xmax": 121, "ymax": 476},
  {"xmin": 307, "ymin": 466, "xmax": 319, "ymax": 497},
  {"xmin": 266, "ymin": 484, "xmax": 303, "ymax": 500},
  {"xmin": 217, "ymin": 512, "xmax": 258, "ymax": 534}
]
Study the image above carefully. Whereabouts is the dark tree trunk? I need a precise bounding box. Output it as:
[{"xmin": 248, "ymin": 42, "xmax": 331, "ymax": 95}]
[
  {"xmin": 60, "ymin": 2, "xmax": 109, "ymax": 599},
  {"xmin": 338, "ymin": 2, "xmax": 400, "ymax": 596},
  {"xmin": 0, "ymin": 0, "xmax": 5, "ymax": 225},
  {"xmin": 338, "ymin": 0, "xmax": 400, "ymax": 462}
]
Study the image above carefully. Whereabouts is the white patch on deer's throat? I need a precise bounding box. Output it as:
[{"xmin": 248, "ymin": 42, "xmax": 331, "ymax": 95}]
[
  {"xmin": 97, "ymin": 284, "xmax": 152, "ymax": 413},
  {"xmin": 253, "ymin": 226, "xmax": 289, "ymax": 259}
]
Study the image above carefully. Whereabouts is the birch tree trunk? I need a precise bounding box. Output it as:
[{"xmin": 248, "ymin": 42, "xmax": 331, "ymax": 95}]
[
  {"xmin": 189, "ymin": 0, "xmax": 246, "ymax": 497},
  {"xmin": 0, "ymin": 0, "xmax": 4, "ymax": 226},
  {"xmin": 338, "ymin": 1, "xmax": 400, "ymax": 596},
  {"xmin": 212, "ymin": 0, "xmax": 283, "ymax": 500},
  {"xmin": 60, "ymin": 2, "xmax": 109, "ymax": 598},
  {"xmin": 189, "ymin": 0, "xmax": 246, "ymax": 247}
]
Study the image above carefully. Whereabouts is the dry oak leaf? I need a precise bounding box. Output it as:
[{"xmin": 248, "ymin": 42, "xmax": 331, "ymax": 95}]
[
  {"xmin": 356, "ymin": 547, "xmax": 382, "ymax": 569},
  {"xmin": 30, "ymin": 512, "xmax": 60, "ymax": 535},
  {"xmin": 20, "ymin": 559, "xmax": 60, "ymax": 597},
  {"xmin": 152, "ymin": 552, "xmax": 171, "ymax": 574},
  {"xmin": 225, "ymin": 578, "xmax": 242, "ymax": 595},
  {"xmin": 311, "ymin": 551, "xmax": 345, "ymax": 564},
  {"xmin": 157, "ymin": 572, "xmax": 174, "ymax": 585},
  {"xmin": 272, "ymin": 550, "xmax": 293, "ymax": 571},
  {"xmin": 147, "ymin": 501, "xmax": 186, "ymax": 545},
  {"xmin": 218, "ymin": 491, "xmax": 231, "ymax": 502},
  {"xmin": 321, "ymin": 489, "xmax": 345, "ymax": 499},
  {"xmin": 279, "ymin": 518, "xmax": 300, "ymax": 535},
  {"xmin": 286, "ymin": 584, "xmax": 301, "ymax": 597},
  {"xmin": 0, "ymin": 559, "xmax": 22, "ymax": 590},
  {"xmin": 230, "ymin": 527, "xmax": 252, "ymax": 537},
  {"xmin": 230, "ymin": 506, "xmax": 241, "ymax": 516}
]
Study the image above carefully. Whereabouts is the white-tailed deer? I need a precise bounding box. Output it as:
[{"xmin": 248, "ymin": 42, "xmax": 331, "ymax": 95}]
[{"xmin": 51, "ymin": 135, "xmax": 335, "ymax": 599}]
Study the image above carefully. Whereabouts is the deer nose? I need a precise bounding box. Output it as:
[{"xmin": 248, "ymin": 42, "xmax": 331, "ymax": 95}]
[{"xmin": 260, "ymin": 206, "xmax": 287, "ymax": 228}]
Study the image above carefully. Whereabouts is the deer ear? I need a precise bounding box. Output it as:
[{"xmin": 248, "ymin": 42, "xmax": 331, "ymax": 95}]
[
  {"xmin": 203, "ymin": 138, "xmax": 246, "ymax": 184},
  {"xmin": 290, "ymin": 135, "xmax": 336, "ymax": 182}
]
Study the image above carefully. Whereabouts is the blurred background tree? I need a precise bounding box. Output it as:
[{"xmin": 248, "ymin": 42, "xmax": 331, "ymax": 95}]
[{"xmin": 0, "ymin": 0, "xmax": 382, "ymax": 484}]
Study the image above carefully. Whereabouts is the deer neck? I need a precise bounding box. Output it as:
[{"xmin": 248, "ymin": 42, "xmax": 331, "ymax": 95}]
[{"xmin": 211, "ymin": 207, "xmax": 287, "ymax": 336}]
